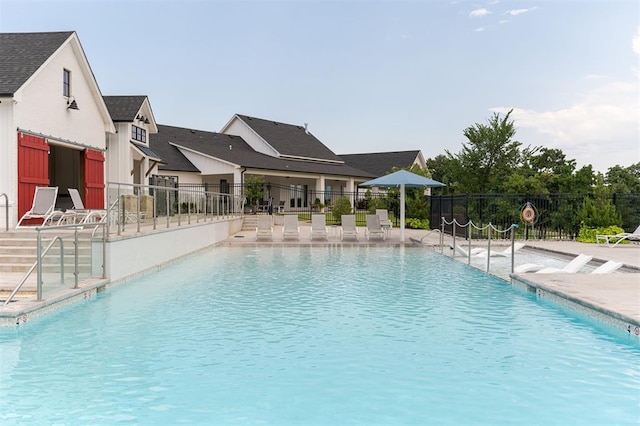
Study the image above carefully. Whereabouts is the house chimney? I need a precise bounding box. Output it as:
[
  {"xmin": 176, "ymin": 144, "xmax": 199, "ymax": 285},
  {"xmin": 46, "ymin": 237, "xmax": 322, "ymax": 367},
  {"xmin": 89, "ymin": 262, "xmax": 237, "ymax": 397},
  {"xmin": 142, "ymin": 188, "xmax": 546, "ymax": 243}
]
[{"xmin": 304, "ymin": 122, "xmax": 309, "ymax": 134}]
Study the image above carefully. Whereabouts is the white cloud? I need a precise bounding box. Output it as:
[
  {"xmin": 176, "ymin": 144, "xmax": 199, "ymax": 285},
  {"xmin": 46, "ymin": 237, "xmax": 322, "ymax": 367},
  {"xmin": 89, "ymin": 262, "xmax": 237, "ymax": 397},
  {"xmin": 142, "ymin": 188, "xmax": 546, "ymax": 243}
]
[
  {"xmin": 498, "ymin": 19, "xmax": 509, "ymax": 25},
  {"xmin": 470, "ymin": 8, "xmax": 490, "ymax": 17},
  {"xmin": 506, "ymin": 7, "xmax": 538, "ymax": 16},
  {"xmin": 633, "ymin": 26, "xmax": 640, "ymax": 55},
  {"xmin": 491, "ymin": 80, "xmax": 640, "ymax": 171},
  {"xmin": 474, "ymin": 27, "xmax": 485, "ymax": 32}
]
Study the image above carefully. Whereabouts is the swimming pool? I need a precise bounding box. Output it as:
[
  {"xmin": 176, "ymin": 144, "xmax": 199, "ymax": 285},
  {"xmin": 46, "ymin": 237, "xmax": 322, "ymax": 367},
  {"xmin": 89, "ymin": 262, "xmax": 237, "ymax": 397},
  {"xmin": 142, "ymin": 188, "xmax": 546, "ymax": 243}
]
[{"xmin": 1, "ymin": 246, "xmax": 638, "ymax": 425}]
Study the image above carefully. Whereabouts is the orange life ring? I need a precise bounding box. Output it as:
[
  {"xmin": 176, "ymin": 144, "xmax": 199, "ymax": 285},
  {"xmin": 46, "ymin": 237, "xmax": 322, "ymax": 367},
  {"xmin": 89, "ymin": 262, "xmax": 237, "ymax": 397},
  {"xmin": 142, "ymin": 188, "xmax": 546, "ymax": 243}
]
[{"xmin": 521, "ymin": 206, "xmax": 535, "ymax": 223}]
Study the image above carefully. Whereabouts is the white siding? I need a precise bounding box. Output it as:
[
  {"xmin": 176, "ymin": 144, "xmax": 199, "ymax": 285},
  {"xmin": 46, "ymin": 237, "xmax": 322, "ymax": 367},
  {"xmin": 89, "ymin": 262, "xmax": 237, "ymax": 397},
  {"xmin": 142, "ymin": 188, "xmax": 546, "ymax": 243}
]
[{"xmin": 14, "ymin": 43, "xmax": 107, "ymax": 151}]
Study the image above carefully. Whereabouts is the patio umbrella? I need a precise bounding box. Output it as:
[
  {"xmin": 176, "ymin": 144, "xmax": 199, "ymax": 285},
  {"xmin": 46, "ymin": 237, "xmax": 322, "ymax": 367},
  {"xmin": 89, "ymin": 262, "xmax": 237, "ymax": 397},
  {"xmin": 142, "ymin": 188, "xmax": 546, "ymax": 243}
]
[{"xmin": 360, "ymin": 169, "xmax": 445, "ymax": 242}]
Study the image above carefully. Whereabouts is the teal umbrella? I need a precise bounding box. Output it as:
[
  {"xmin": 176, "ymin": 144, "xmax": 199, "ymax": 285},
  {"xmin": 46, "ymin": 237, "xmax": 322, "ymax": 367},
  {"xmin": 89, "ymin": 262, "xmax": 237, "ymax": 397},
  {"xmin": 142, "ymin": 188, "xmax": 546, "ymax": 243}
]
[{"xmin": 360, "ymin": 170, "xmax": 445, "ymax": 242}]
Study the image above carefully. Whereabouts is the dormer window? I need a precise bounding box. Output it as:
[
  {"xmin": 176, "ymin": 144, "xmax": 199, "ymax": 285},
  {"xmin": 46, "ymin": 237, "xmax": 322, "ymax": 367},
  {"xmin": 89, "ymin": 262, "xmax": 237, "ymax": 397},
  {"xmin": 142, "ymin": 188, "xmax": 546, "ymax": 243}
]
[
  {"xmin": 132, "ymin": 125, "xmax": 147, "ymax": 143},
  {"xmin": 63, "ymin": 69, "xmax": 71, "ymax": 97}
]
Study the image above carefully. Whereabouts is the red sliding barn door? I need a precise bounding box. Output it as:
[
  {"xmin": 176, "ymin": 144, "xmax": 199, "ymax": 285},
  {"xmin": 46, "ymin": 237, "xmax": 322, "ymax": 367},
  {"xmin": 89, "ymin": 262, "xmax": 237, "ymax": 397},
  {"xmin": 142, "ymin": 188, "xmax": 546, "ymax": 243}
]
[
  {"xmin": 84, "ymin": 149, "xmax": 105, "ymax": 209},
  {"xmin": 17, "ymin": 133, "xmax": 49, "ymax": 222}
]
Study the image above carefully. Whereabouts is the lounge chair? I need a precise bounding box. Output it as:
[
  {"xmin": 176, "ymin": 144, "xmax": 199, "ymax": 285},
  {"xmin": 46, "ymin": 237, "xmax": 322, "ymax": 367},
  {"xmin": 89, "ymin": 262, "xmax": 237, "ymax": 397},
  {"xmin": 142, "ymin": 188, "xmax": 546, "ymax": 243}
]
[
  {"xmin": 365, "ymin": 214, "xmax": 385, "ymax": 240},
  {"xmin": 473, "ymin": 242, "xmax": 525, "ymax": 258},
  {"xmin": 282, "ymin": 215, "xmax": 300, "ymax": 240},
  {"xmin": 514, "ymin": 253, "xmax": 593, "ymax": 274},
  {"xmin": 376, "ymin": 209, "xmax": 392, "ymax": 237},
  {"xmin": 591, "ymin": 260, "xmax": 623, "ymax": 274},
  {"xmin": 596, "ymin": 225, "xmax": 640, "ymax": 247},
  {"xmin": 451, "ymin": 244, "xmax": 485, "ymax": 258},
  {"xmin": 58, "ymin": 188, "xmax": 106, "ymax": 224},
  {"xmin": 311, "ymin": 214, "xmax": 328, "ymax": 240},
  {"xmin": 16, "ymin": 186, "xmax": 61, "ymax": 228},
  {"xmin": 340, "ymin": 215, "xmax": 358, "ymax": 241},
  {"xmin": 256, "ymin": 215, "xmax": 273, "ymax": 240}
]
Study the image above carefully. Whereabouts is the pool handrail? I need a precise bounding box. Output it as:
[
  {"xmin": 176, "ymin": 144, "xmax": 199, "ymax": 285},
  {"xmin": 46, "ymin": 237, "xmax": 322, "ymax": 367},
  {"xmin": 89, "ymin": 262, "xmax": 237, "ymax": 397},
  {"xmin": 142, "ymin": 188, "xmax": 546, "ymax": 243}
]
[{"xmin": 441, "ymin": 217, "xmax": 519, "ymax": 274}]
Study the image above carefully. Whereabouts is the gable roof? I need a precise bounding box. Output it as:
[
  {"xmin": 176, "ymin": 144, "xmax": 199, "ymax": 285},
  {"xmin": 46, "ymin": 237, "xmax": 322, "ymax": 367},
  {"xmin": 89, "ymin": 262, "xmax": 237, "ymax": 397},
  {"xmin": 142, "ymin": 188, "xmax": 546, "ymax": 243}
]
[
  {"xmin": 339, "ymin": 150, "xmax": 422, "ymax": 177},
  {"xmin": 103, "ymin": 95, "xmax": 148, "ymax": 122},
  {"xmin": 233, "ymin": 114, "xmax": 344, "ymax": 163},
  {"xmin": 149, "ymin": 125, "xmax": 200, "ymax": 173},
  {"xmin": 0, "ymin": 31, "xmax": 74, "ymax": 96},
  {"xmin": 151, "ymin": 124, "xmax": 374, "ymax": 178}
]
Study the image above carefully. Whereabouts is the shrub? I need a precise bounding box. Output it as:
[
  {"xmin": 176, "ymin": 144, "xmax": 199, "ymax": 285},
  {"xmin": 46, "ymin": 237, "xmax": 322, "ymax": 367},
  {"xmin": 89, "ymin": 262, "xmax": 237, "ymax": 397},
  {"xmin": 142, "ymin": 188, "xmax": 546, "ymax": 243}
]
[
  {"xmin": 332, "ymin": 197, "xmax": 352, "ymax": 224},
  {"xmin": 405, "ymin": 217, "xmax": 430, "ymax": 229},
  {"xmin": 577, "ymin": 225, "xmax": 624, "ymax": 243}
]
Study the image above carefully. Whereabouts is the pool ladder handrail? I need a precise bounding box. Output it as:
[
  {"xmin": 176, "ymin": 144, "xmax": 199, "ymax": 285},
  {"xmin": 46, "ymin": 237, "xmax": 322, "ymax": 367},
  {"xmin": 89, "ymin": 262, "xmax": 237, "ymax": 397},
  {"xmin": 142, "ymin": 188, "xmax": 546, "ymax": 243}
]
[
  {"xmin": 3, "ymin": 236, "xmax": 65, "ymax": 306},
  {"xmin": 1, "ymin": 192, "xmax": 8, "ymax": 231}
]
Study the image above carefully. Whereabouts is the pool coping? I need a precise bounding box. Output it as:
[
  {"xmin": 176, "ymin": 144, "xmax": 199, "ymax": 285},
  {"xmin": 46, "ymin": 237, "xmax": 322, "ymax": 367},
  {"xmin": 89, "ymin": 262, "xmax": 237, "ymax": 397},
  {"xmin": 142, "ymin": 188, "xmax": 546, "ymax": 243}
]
[{"xmin": 509, "ymin": 272, "xmax": 640, "ymax": 339}]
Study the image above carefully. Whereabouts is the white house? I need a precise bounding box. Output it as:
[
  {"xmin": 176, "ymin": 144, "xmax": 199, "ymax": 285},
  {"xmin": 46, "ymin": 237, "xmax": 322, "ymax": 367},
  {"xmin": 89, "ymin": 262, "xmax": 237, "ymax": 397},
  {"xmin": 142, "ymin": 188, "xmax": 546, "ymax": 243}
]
[{"xmin": 0, "ymin": 31, "xmax": 115, "ymax": 226}]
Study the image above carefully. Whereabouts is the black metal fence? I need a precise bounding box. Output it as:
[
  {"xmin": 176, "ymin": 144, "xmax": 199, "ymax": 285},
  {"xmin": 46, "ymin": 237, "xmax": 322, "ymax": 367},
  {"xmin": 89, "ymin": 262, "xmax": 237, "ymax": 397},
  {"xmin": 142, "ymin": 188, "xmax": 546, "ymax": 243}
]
[
  {"xmin": 176, "ymin": 182, "xmax": 640, "ymax": 239},
  {"xmin": 431, "ymin": 193, "xmax": 640, "ymax": 240}
]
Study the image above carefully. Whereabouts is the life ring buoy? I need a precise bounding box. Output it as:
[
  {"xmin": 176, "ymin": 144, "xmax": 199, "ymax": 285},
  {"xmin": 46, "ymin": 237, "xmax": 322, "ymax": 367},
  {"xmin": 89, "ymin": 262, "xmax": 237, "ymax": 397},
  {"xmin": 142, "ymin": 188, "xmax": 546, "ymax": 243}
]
[{"xmin": 522, "ymin": 206, "xmax": 535, "ymax": 223}]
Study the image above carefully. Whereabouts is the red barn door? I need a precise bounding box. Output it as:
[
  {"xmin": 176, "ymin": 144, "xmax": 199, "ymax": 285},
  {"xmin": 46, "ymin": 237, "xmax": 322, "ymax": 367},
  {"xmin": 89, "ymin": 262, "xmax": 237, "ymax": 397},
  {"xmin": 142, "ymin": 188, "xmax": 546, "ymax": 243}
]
[
  {"xmin": 17, "ymin": 133, "xmax": 49, "ymax": 223},
  {"xmin": 83, "ymin": 148, "xmax": 105, "ymax": 209}
]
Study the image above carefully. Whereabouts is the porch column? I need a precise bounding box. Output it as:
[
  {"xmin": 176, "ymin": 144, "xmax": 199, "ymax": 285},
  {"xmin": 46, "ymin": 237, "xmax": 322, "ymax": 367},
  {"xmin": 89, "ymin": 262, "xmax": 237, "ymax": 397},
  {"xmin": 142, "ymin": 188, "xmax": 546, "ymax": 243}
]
[
  {"xmin": 315, "ymin": 176, "xmax": 325, "ymax": 204},
  {"xmin": 233, "ymin": 168, "xmax": 242, "ymax": 196},
  {"xmin": 347, "ymin": 178, "xmax": 355, "ymax": 208}
]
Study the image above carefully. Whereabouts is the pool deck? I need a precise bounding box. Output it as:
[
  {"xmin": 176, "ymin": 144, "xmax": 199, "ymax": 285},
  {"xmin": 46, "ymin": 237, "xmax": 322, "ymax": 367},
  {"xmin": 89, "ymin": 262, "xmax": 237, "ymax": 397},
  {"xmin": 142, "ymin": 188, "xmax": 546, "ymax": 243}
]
[{"xmin": 1, "ymin": 220, "xmax": 639, "ymax": 333}]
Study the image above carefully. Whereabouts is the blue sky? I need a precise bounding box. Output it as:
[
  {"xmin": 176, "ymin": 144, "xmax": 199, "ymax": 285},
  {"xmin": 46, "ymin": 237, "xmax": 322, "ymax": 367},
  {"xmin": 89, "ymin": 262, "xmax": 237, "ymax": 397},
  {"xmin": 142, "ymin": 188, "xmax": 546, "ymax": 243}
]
[{"xmin": 1, "ymin": 0, "xmax": 638, "ymax": 173}]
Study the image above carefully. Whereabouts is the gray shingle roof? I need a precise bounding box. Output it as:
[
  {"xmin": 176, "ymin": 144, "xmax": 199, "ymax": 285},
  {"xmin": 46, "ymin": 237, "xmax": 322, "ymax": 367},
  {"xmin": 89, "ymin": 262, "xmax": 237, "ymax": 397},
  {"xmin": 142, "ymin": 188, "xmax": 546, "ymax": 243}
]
[
  {"xmin": 0, "ymin": 31, "xmax": 74, "ymax": 96},
  {"xmin": 236, "ymin": 114, "xmax": 343, "ymax": 162},
  {"xmin": 151, "ymin": 124, "xmax": 374, "ymax": 178},
  {"xmin": 103, "ymin": 96, "xmax": 147, "ymax": 122},
  {"xmin": 339, "ymin": 151, "xmax": 421, "ymax": 177},
  {"xmin": 149, "ymin": 125, "xmax": 200, "ymax": 173}
]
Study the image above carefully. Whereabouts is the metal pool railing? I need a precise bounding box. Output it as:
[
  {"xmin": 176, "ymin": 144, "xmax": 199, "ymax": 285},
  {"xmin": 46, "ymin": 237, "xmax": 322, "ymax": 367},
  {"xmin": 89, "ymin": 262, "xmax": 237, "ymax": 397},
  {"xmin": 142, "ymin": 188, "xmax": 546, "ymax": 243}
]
[
  {"xmin": 3, "ymin": 221, "xmax": 107, "ymax": 305},
  {"xmin": 106, "ymin": 182, "xmax": 245, "ymax": 236},
  {"xmin": 440, "ymin": 217, "xmax": 519, "ymax": 274},
  {"xmin": 1, "ymin": 192, "xmax": 8, "ymax": 231}
]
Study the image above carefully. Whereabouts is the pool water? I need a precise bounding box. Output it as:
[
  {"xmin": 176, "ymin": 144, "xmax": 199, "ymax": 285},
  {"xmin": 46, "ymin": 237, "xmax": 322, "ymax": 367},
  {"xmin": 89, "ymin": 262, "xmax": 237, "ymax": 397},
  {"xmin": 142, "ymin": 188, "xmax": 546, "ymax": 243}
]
[{"xmin": 1, "ymin": 246, "xmax": 639, "ymax": 425}]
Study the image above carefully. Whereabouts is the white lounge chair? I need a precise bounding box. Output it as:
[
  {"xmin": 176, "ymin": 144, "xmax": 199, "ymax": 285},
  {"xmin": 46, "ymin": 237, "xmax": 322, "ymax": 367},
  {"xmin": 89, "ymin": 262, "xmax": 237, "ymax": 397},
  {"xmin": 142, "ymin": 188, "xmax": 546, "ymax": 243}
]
[
  {"xmin": 596, "ymin": 225, "xmax": 640, "ymax": 247},
  {"xmin": 365, "ymin": 214, "xmax": 385, "ymax": 240},
  {"xmin": 282, "ymin": 215, "xmax": 300, "ymax": 240},
  {"xmin": 57, "ymin": 188, "xmax": 106, "ymax": 224},
  {"xmin": 591, "ymin": 260, "xmax": 623, "ymax": 274},
  {"xmin": 256, "ymin": 215, "xmax": 273, "ymax": 240},
  {"xmin": 473, "ymin": 242, "xmax": 525, "ymax": 258},
  {"xmin": 376, "ymin": 209, "xmax": 392, "ymax": 237},
  {"xmin": 514, "ymin": 253, "xmax": 593, "ymax": 274},
  {"xmin": 311, "ymin": 214, "xmax": 328, "ymax": 240},
  {"xmin": 16, "ymin": 186, "xmax": 61, "ymax": 228},
  {"xmin": 451, "ymin": 244, "xmax": 485, "ymax": 258},
  {"xmin": 340, "ymin": 215, "xmax": 358, "ymax": 241}
]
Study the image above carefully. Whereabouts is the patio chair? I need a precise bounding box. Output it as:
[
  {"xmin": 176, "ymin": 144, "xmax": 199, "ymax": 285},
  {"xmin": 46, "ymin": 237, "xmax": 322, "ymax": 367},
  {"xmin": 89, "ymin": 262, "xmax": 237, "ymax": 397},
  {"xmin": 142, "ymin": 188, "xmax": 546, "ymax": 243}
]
[
  {"xmin": 340, "ymin": 215, "xmax": 358, "ymax": 241},
  {"xmin": 256, "ymin": 215, "xmax": 273, "ymax": 240},
  {"xmin": 282, "ymin": 215, "xmax": 300, "ymax": 240},
  {"xmin": 58, "ymin": 188, "xmax": 106, "ymax": 225},
  {"xmin": 591, "ymin": 260, "xmax": 623, "ymax": 274},
  {"xmin": 277, "ymin": 200, "xmax": 286, "ymax": 214},
  {"xmin": 376, "ymin": 209, "xmax": 392, "ymax": 237},
  {"xmin": 514, "ymin": 253, "xmax": 593, "ymax": 274},
  {"xmin": 16, "ymin": 186, "xmax": 61, "ymax": 228},
  {"xmin": 596, "ymin": 225, "xmax": 640, "ymax": 247},
  {"xmin": 365, "ymin": 214, "xmax": 385, "ymax": 240},
  {"xmin": 473, "ymin": 242, "xmax": 525, "ymax": 258},
  {"xmin": 311, "ymin": 214, "xmax": 328, "ymax": 240}
]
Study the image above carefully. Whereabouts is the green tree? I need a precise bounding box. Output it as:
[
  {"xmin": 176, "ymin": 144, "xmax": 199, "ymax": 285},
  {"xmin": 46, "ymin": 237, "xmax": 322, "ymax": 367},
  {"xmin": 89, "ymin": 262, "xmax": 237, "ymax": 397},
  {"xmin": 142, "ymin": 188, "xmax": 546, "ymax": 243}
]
[
  {"xmin": 446, "ymin": 110, "xmax": 523, "ymax": 193},
  {"xmin": 244, "ymin": 175, "xmax": 264, "ymax": 212},
  {"xmin": 332, "ymin": 196, "xmax": 352, "ymax": 224}
]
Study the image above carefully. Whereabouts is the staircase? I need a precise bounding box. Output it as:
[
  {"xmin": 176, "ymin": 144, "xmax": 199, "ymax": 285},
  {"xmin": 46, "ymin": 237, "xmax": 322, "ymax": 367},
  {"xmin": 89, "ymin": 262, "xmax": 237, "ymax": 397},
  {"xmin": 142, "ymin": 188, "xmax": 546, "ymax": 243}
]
[
  {"xmin": 241, "ymin": 215, "xmax": 259, "ymax": 231},
  {"xmin": 0, "ymin": 230, "xmax": 93, "ymax": 299}
]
